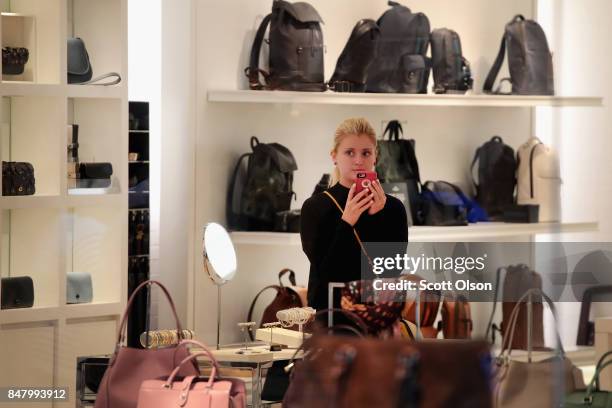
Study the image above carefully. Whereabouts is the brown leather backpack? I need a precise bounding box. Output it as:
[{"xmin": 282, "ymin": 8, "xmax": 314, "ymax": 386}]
[
  {"xmin": 247, "ymin": 268, "xmax": 307, "ymax": 339},
  {"xmin": 439, "ymin": 294, "xmax": 473, "ymax": 339},
  {"xmin": 400, "ymin": 274, "xmax": 442, "ymax": 338},
  {"xmin": 486, "ymin": 264, "xmax": 545, "ymax": 350}
]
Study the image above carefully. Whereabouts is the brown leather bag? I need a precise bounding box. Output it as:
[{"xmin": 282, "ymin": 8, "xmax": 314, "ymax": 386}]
[
  {"xmin": 400, "ymin": 274, "xmax": 442, "ymax": 338},
  {"xmin": 247, "ymin": 268, "xmax": 307, "ymax": 339},
  {"xmin": 95, "ymin": 280, "xmax": 198, "ymax": 408},
  {"xmin": 439, "ymin": 294, "xmax": 473, "ymax": 339},
  {"xmin": 486, "ymin": 265, "xmax": 545, "ymax": 350},
  {"xmin": 284, "ymin": 335, "xmax": 493, "ymax": 408}
]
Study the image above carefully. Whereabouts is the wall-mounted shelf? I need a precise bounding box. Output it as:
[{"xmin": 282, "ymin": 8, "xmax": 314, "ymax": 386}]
[
  {"xmin": 208, "ymin": 90, "xmax": 604, "ymax": 108},
  {"xmin": 0, "ymin": 302, "xmax": 123, "ymax": 325},
  {"xmin": 0, "ymin": 83, "xmax": 124, "ymax": 98},
  {"xmin": 230, "ymin": 221, "xmax": 599, "ymax": 245}
]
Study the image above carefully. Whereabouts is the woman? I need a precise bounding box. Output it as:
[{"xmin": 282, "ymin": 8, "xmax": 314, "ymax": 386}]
[{"xmin": 300, "ymin": 118, "xmax": 408, "ymax": 312}]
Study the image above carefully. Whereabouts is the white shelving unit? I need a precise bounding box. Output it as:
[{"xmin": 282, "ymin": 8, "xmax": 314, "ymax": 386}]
[
  {"xmin": 0, "ymin": 0, "xmax": 127, "ymax": 406},
  {"xmin": 208, "ymin": 89, "xmax": 604, "ymax": 108},
  {"xmin": 230, "ymin": 221, "xmax": 599, "ymax": 246}
]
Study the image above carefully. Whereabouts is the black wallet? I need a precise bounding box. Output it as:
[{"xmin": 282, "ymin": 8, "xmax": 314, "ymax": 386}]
[{"xmin": 1, "ymin": 276, "xmax": 34, "ymax": 309}]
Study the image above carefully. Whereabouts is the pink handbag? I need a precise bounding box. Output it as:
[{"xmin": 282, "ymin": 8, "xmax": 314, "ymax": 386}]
[
  {"xmin": 137, "ymin": 339, "xmax": 246, "ymax": 408},
  {"xmin": 95, "ymin": 280, "xmax": 199, "ymax": 408}
]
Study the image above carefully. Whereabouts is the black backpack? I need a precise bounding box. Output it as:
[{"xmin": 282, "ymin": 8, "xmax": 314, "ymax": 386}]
[
  {"xmin": 246, "ymin": 0, "xmax": 326, "ymax": 92},
  {"xmin": 328, "ymin": 19, "xmax": 380, "ymax": 92},
  {"xmin": 470, "ymin": 136, "xmax": 517, "ymax": 219},
  {"xmin": 375, "ymin": 120, "xmax": 421, "ymax": 222},
  {"xmin": 431, "ymin": 28, "xmax": 473, "ymax": 94},
  {"xmin": 366, "ymin": 1, "xmax": 431, "ymax": 93},
  {"xmin": 484, "ymin": 15, "xmax": 554, "ymax": 95},
  {"xmin": 227, "ymin": 136, "xmax": 298, "ymax": 231}
]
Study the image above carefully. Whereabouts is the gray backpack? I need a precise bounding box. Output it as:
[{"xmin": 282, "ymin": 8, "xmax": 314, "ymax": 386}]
[
  {"xmin": 483, "ymin": 15, "xmax": 554, "ymax": 95},
  {"xmin": 365, "ymin": 1, "xmax": 431, "ymax": 93},
  {"xmin": 431, "ymin": 28, "xmax": 473, "ymax": 94}
]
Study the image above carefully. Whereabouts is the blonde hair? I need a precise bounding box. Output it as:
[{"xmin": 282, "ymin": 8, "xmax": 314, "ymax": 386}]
[{"xmin": 329, "ymin": 117, "xmax": 377, "ymax": 186}]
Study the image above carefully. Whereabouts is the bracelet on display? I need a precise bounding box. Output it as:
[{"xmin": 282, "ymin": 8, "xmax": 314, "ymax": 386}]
[{"xmin": 139, "ymin": 329, "xmax": 195, "ymax": 349}]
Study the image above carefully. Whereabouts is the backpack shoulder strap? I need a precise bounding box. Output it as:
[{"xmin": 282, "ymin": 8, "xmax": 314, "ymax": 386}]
[
  {"xmin": 529, "ymin": 142, "xmax": 543, "ymax": 198},
  {"xmin": 246, "ymin": 14, "xmax": 272, "ymax": 90},
  {"xmin": 483, "ymin": 35, "xmax": 506, "ymax": 93},
  {"xmin": 226, "ymin": 152, "xmax": 252, "ymax": 228}
]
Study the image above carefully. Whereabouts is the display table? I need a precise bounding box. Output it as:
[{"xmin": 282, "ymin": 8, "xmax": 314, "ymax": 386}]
[{"xmin": 192, "ymin": 344, "xmax": 302, "ymax": 408}]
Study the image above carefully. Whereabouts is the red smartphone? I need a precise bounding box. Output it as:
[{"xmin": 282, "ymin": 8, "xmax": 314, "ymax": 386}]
[{"xmin": 355, "ymin": 171, "xmax": 377, "ymax": 194}]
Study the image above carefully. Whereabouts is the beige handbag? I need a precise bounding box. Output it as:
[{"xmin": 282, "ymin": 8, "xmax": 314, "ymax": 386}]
[
  {"xmin": 516, "ymin": 137, "xmax": 561, "ymax": 222},
  {"xmin": 495, "ymin": 288, "xmax": 585, "ymax": 408}
]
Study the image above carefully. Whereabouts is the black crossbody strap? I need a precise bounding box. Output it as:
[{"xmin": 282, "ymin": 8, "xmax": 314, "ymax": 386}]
[
  {"xmin": 483, "ymin": 35, "xmax": 506, "ymax": 93},
  {"xmin": 246, "ymin": 14, "xmax": 272, "ymax": 90}
]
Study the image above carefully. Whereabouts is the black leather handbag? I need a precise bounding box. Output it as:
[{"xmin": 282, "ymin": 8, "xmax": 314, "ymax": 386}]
[
  {"xmin": 2, "ymin": 47, "xmax": 29, "ymax": 75},
  {"xmin": 1, "ymin": 276, "xmax": 34, "ymax": 309},
  {"xmin": 2, "ymin": 161, "xmax": 35, "ymax": 196},
  {"xmin": 67, "ymin": 37, "xmax": 121, "ymax": 85}
]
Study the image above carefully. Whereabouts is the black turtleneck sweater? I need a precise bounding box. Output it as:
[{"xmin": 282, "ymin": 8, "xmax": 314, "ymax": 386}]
[{"xmin": 300, "ymin": 183, "xmax": 409, "ymax": 311}]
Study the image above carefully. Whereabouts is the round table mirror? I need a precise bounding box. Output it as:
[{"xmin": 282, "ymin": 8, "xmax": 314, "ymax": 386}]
[{"xmin": 203, "ymin": 222, "xmax": 237, "ymax": 348}]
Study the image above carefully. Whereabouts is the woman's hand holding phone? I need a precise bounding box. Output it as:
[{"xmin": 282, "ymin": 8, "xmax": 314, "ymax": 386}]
[
  {"xmin": 341, "ymin": 183, "xmax": 374, "ymax": 226},
  {"xmin": 367, "ymin": 179, "xmax": 387, "ymax": 215}
]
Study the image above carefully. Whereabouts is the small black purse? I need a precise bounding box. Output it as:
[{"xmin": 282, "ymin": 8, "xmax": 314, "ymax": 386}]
[
  {"xmin": 67, "ymin": 37, "xmax": 121, "ymax": 85},
  {"xmin": 1, "ymin": 276, "xmax": 35, "ymax": 309},
  {"xmin": 2, "ymin": 161, "xmax": 35, "ymax": 196},
  {"xmin": 2, "ymin": 47, "xmax": 29, "ymax": 75}
]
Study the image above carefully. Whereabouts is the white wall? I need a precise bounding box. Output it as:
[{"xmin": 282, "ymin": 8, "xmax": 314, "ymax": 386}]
[
  {"xmin": 537, "ymin": 0, "xmax": 612, "ymax": 347},
  {"xmin": 129, "ymin": 0, "xmax": 196, "ymax": 329},
  {"xmin": 158, "ymin": 0, "xmax": 197, "ymax": 328},
  {"xmin": 192, "ymin": 0, "xmax": 546, "ymax": 344}
]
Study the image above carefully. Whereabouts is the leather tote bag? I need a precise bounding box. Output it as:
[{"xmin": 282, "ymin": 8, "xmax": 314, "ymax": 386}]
[
  {"xmin": 495, "ymin": 288, "xmax": 585, "ymax": 408},
  {"xmin": 246, "ymin": 268, "xmax": 307, "ymax": 340},
  {"xmin": 137, "ymin": 339, "xmax": 246, "ymax": 408},
  {"xmin": 516, "ymin": 136, "xmax": 561, "ymax": 222},
  {"xmin": 486, "ymin": 265, "xmax": 545, "ymax": 350},
  {"xmin": 563, "ymin": 350, "xmax": 612, "ymax": 408},
  {"xmin": 375, "ymin": 120, "xmax": 422, "ymax": 223},
  {"xmin": 94, "ymin": 280, "xmax": 198, "ymax": 408}
]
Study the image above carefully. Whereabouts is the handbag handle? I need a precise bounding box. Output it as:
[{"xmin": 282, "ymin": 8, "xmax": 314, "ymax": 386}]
[
  {"xmin": 115, "ymin": 280, "xmax": 184, "ymax": 352},
  {"xmin": 165, "ymin": 351, "xmax": 217, "ymax": 389},
  {"xmin": 174, "ymin": 339, "xmax": 220, "ymax": 371},
  {"xmin": 315, "ymin": 308, "xmax": 369, "ymax": 336},
  {"xmin": 501, "ymin": 288, "xmax": 564, "ymax": 361},
  {"xmin": 278, "ymin": 268, "xmax": 297, "ymax": 286}
]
